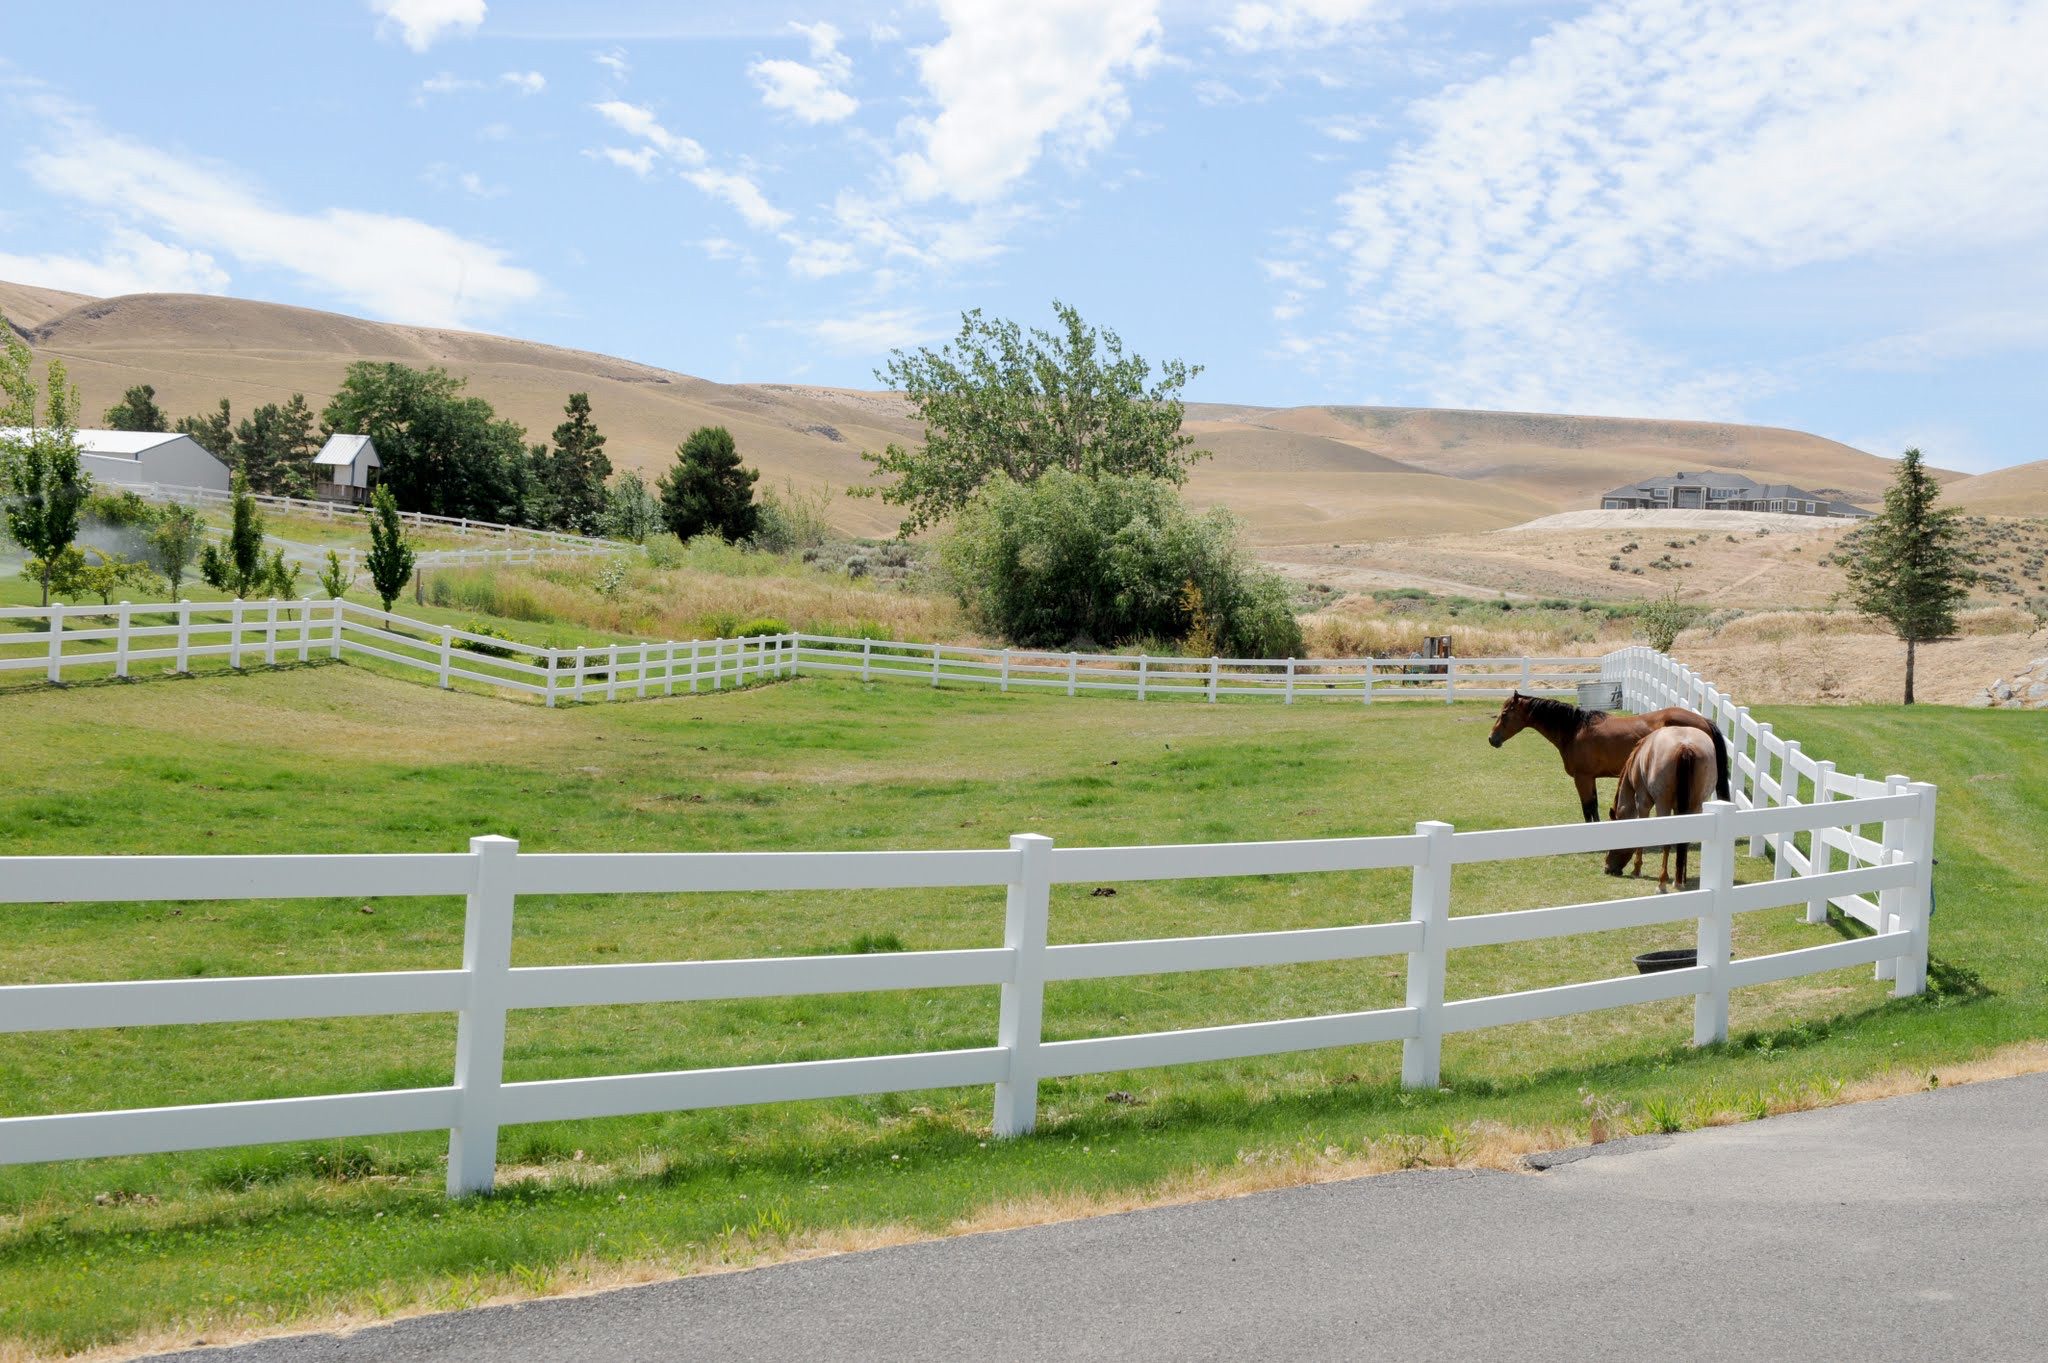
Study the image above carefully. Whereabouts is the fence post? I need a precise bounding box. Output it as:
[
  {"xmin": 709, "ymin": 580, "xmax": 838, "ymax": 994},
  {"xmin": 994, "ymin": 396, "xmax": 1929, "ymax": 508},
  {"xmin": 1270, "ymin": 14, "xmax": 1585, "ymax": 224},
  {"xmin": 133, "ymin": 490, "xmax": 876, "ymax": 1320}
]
[
  {"xmin": 1207, "ymin": 656, "xmax": 1220, "ymax": 703},
  {"xmin": 438, "ymin": 625, "xmax": 454, "ymax": 689},
  {"xmin": 176, "ymin": 599, "xmax": 192, "ymax": 673},
  {"xmin": 1875, "ymin": 774, "xmax": 1910, "ymax": 982},
  {"xmin": 636, "ymin": 642, "xmax": 649, "ymax": 698},
  {"xmin": 229, "ymin": 599, "xmax": 244, "ymax": 670},
  {"xmin": 993, "ymin": 833, "xmax": 1054, "ymax": 1137},
  {"xmin": 264, "ymin": 599, "xmax": 279, "ymax": 666},
  {"xmin": 930, "ymin": 642, "xmax": 941, "ymax": 688},
  {"xmin": 1806, "ymin": 759, "xmax": 1836, "ymax": 923},
  {"xmin": 330, "ymin": 598, "xmax": 345, "ymax": 659},
  {"xmin": 544, "ymin": 650, "xmax": 558, "ymax": 708},
  {"xmin": 1364, "ymin": 658, "xmax": 1376, "ymax": 704},
  {"xmin": 1520, "ymin": 657, "xmax": 1531, "ymax": 690},
  {"xmin": 861, "ymin": 638, "xmax": 872, "ymax": 682},
  {"xmin": 663, "ymin": 642, "xmax": 677, "ymax": 697},
  {"xmin": 1747, "ymin": 722, "xmax": 1773, "ymax": 856},
  {"xmin": 1772, "ymin": 740, "xmax": 1802, "ymax": 881},
  {"xmin": 690, "ymin": 640, "xmax": 702, "ymax": 693},
  {"xmin": 606, "ymin": 645, "xmax": 620, "ymax": 701},
  {"xmin": 1444, "ymin": 657, "xmax": 1455, "ymax": 705},
  {"xmin": 1066, "ymin": 651, "xmax": 1077, "ymax": 697},
  {"xmin": 1896, "ymin": 782, "xmax": 1937, "ymax": 998},
  {"xmin": 114, "ymin": 601, "xmax": 132, "ymax": 679},
  {"xmin": 1402, "ymin": 821, "xmax": 1453, "ymax": 1089},
  {"xmin": 1695, "ymin": 800, "xmax": 1736, "ymax": 1046},
  {"xmin": 574, "ymin": 645, "xmax": 589, "ymax": 701},
  {"xmin": 1284, "ymin": 657, "xmax": 1296, "ymax": 704},
  {"xmin": 297, "ymin": 598, "xmax": 313, "ymax": 662},
  {"xmin": 1137, "ymin": 653, "xmax": 1149, "ymax": 701},
  {"xmin": 448, "ymin": 834, "xmax": 517, "ymax": 1197},
  {"xmin": 45, "ymin": 602, "xmax": 64, "ymax": 683},
  {"xmin": 1001, "ymin": 648, "xmax": 1011, "ymax": 693}
]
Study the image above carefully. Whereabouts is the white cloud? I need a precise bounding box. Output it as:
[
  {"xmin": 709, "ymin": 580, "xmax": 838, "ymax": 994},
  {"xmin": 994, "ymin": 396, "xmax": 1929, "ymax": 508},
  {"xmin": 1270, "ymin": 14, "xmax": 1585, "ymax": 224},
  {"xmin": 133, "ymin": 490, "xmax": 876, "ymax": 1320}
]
[
  {"xmin": 23, "ymin": 111, "xmax": 540, "ymax": 328},
  {"xmin": 696, "ymin": 237, "xmax": 753, "ymax": 265},
  {"xmin": 895, "ymin": 0, "xmax": 1163, "ymax": 204},
  {"xmin": 0, "ymin": 228, "xmax": 230, "ymax": 298},
  {"xmin": 418, "ymin": 72, "xmax": 482, "ymax": 97},
  {"xmin": 801, "ymin": 308, "xmax": 945, "ymax": 355},
  {"xmin": 591, "ymin": 101, "xmax": 705, "ymax": 165},
  {"xmin": 1328, "ymin": 0, "xmax": 2048, "ymax": 414},
  {"xmin": 783, "ymin": 235, "xmax": 860, "ymax": 279},
  {"xmin": 500, "ymin": 70, "xmax": 546, "ymax": 95},
  {"xmin": 370, "ymin": 0, "xmax": 485, "ymax": 53},
  {"xmin": 684, "ymin": 168, "xmax": 790, "ymax": 231},
  {"xmin": 750, "ymin": 21, "xmax": 858, "ymax": 125},
  {"xmin": 1219, "ymin": 0, "xmax": 1381, "ymax": 52},
  {"xmin": 591, "ymin": 145, "xmax": 657, "ymax": 178}
]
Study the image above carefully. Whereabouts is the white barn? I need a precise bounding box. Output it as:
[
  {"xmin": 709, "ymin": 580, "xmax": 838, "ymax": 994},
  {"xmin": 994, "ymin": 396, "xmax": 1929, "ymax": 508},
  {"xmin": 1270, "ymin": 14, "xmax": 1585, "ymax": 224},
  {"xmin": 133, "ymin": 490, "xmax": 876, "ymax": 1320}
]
[
  {"xmin": 0, "ymin": 427, "xmax": 232, "ymax": 493},
  {"xmin": 313, "ymin": 434, "xmax": 381, "ymax": 505}
]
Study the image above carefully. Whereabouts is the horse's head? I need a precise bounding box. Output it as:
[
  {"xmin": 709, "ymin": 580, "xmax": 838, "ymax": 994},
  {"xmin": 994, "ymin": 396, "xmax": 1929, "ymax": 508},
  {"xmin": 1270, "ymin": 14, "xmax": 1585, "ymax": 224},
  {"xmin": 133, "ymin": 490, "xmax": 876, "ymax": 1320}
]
[
  {"xmin": 1604, "ymin": 845, "xmax": 1634, "ymax": 877},
  {"xmin": 1488, "ymin": 692, "xmax": 1531, "ymax": 749}
]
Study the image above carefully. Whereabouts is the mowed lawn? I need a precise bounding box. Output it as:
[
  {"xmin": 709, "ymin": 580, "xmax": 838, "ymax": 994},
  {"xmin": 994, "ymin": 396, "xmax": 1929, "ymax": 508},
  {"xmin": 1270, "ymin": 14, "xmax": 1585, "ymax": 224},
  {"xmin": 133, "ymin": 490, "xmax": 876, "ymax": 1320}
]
[{"xmin": 0, "ymin": 666, "xmax": 2042, "ymax": 1354}]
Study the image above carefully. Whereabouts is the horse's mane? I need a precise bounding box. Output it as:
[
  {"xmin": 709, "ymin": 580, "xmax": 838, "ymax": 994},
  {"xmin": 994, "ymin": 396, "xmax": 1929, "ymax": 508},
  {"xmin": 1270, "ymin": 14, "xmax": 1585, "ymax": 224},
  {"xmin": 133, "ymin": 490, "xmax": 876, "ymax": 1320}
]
[{"xmin": 1519, "ymin": 693, "xmax": 1607, "ymax": 729}]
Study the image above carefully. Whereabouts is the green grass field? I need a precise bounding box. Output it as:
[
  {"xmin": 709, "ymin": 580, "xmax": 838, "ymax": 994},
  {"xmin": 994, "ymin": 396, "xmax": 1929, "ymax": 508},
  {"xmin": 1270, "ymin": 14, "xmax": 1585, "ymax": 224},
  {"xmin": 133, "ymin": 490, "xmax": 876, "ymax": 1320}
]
[{"xmin": 1, "ymin": 665, "xmax": 2042, "ymax": 1355}]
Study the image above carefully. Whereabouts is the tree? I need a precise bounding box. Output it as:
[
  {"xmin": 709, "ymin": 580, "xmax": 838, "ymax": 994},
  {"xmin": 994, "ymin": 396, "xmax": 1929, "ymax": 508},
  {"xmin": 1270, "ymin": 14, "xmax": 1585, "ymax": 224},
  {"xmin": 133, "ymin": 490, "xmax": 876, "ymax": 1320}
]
[
  {"xmin": 658, "ymin": 426, "xmax": 759, "ymax": 542},
  {"xmin": 103, "ymin": 384, "xmax": 169, "ymax": 433},
  {"xmin": 234, "ymin": 393, "xmax": 320, "ymax": 496},
  {"xmin": 319, "ymin": 549, "xmax": 353, "ymax": 601},
  {"xmin": 146, "ymin": 503, "xmax": 206, "ymax": 596},
  {"xmin": 940, "ymin": 470, "xmax": 1303, "ymax": 657},
  {"xmin": 857, "ymin": 301, "xmax": 1207, "ymax": 536},
  {"xmin": 321, "ymin": 362, "xmax": 530, "ymax": 523},
  {"xmin": 545, "ymin": 392, "xmax": 613, "ymax": 533},
  {"xmin": 176, "ymin": 398, "xmax": 236, "ymax": 468},
  {"xmin": 601, "ymin": 469, "xmax": 662, "ymax": 542},
  {"xmin": 199, "ymin": 475, "xmax": 274, "ymax": 598},
  {"xmin": 1, "ymin": 329, "xmax": 90, "ymax": 605},
  {"xmin": 1843, "ymin": 447, "xmax": 1975, "ymax": 704},
  {"xmin": 365, "ymin": 485, "xmax": 416, "ymax": 611}
]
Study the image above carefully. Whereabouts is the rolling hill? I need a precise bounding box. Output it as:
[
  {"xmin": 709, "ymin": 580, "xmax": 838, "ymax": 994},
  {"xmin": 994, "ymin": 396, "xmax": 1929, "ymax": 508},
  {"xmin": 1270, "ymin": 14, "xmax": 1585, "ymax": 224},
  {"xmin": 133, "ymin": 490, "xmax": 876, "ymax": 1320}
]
[
  {"xmin": 1944, "ymin": 460, "xmax": 2048, "ymax": 517},
  {"xmin": 4, "ymin": 281, "xmax": 1934, "ymax": 544}
]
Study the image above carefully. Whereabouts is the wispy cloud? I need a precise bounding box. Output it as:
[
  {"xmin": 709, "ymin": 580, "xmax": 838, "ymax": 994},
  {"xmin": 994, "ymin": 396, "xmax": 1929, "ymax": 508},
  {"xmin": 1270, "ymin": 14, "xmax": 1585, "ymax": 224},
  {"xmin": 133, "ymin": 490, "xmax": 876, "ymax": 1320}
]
[
  {"xmin": 1218, "ymin": 0, "xmax": 1383, "ymax": 53},
  {"xmin": 799, "ymin": 307, "xmax": 946, "ymax": 355},
  {"xmin": 500, "ymin": 70, "xmax": 545, "ymax": 95},
  {"xmin": 587, "ymin": 102, "xmax": 789, "ymax": 231},
  {"xmin": 750, "ymin": 22, "xmax": 858, "ymax": 125},
  {"xmin": 0, "ymin": 227, "xmax": 229, "ymax": 298},
  {"xmin": 369, "ymin": 0, "xmax": 485, "ymax": 53}
]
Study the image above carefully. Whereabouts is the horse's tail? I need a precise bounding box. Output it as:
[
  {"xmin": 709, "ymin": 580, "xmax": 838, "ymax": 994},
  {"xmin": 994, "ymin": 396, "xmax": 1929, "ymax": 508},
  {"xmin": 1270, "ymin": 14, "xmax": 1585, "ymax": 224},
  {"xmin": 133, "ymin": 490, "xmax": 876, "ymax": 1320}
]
[
  {"xmin": 1676, "ymin": 745, "xmax": 1699, "ymax": 818},
  {"xmin": 1708, "ymin": 723, "xmax": 1731, "ymax": 803}
]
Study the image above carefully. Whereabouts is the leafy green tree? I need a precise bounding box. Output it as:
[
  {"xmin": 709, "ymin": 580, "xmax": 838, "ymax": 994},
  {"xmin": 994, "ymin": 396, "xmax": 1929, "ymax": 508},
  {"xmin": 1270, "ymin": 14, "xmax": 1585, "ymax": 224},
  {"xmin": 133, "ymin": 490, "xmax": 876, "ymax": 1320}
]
[
  {"xmin": 1, "ymin": 331, "xmax": 90, "ymax": 605},
  {"xmin": 1843, "ymin": 447, "xmax": 1975, "ymax": 704},
  {"xmin": 321, "ymin": 362, "xmax": 531, "ymax": 522},
  {"xmin": 545, "ymin": 392, "xmax": 612, "ymax": 532},
  {"xmin": 857, "ymin": 302, "xmax": 1207, "ymax": 536},
  {"xmin": 319, "ymin": 549, "xmax": 353, "ymax": 601},
  {"xmin": 199, "ymin": 475, "xmax": 271, "ymax": 597},
  {"xmin": 103, "ymin": 384, "xmax": 169, "ymax": 433},
  {"xmin": 602, "ymin": 469, "xmax": 662, "ymax": 542},
  {"xmin": 146, "ymin": 503, "xmax": 206, "ymax": 596},
  {"xmin": 234, "ymin": 393, "xmax": 320, "ymax": 496},
  {"xmin": 176, "ymin": 398, "xmax": 236, "ymax": 468},
  {"xmin": 941, "ymin": 470, "xmax": 1302, "ymax": 657},
  {"xmin": 365, "ymin": 485, "xmax": 417, "ymax": 611},
  {"xmin": 659, "ymin": 426, "xmax": 759, "ymax": 542}
]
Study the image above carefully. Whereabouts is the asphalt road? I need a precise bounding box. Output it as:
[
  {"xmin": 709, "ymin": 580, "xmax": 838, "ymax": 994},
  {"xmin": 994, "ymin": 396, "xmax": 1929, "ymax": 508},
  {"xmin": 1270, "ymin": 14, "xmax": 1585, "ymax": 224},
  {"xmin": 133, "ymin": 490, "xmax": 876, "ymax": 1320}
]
[{"xmin": 168, "ymin": 1072, "xmax": 2048, "ymax": 1362}]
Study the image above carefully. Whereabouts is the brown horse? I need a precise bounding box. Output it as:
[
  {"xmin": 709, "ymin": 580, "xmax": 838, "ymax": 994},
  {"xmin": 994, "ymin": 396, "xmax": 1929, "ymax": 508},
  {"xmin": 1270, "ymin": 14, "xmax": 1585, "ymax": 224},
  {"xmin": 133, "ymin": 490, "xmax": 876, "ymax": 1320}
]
[
  {"xmin": 1488, "ymin": 691, "xmax": 1729, "ymax": 822},
  {"xmin": 1603, "ymin": 726, "xmax": 1720, "ymax": 891}
]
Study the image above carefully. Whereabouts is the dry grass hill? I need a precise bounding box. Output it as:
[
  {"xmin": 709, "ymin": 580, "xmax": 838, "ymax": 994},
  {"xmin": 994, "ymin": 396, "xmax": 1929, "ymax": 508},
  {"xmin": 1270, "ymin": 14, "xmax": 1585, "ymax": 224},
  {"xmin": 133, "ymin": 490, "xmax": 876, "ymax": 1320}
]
[
  {"xmin": 1945, "ymin": 459, "xmax": 2048, "ymax": 517},
  {"xmin": 6, "ymin": 281, "xmax": 1939, "ymax": 549}
]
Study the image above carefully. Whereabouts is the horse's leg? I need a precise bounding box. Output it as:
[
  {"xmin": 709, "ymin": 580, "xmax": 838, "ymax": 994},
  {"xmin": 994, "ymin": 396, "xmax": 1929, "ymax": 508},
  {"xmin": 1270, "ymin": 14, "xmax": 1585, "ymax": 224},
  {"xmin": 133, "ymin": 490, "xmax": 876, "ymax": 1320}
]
[
  {"xmin": 1575, "ymin": 772, "xmax": 1599, "ymax": 823},
  {"xmin": 1677, "ymin": 841, "xmax": 1690, "ymax": 892}
]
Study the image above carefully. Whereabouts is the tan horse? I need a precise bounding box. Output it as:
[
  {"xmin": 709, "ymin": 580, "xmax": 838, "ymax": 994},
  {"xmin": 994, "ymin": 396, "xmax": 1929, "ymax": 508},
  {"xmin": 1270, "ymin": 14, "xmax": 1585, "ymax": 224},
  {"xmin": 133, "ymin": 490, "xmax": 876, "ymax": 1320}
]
[
  {"xmin": 1604, "ymin": 727, "xmax": 1720, "ymax": 891},
  {"xmin": 1488, "ymin": 691, "xmax": 1729, "ymax": 822}
]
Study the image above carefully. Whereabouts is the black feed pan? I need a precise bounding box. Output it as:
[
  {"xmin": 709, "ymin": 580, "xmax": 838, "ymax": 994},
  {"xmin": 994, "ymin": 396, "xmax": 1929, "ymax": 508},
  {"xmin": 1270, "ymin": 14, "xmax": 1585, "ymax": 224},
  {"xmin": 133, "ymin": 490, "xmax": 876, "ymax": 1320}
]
[{"xmin": 1633, "ymin": 948, "xmax": 1697, "ymax": 974}]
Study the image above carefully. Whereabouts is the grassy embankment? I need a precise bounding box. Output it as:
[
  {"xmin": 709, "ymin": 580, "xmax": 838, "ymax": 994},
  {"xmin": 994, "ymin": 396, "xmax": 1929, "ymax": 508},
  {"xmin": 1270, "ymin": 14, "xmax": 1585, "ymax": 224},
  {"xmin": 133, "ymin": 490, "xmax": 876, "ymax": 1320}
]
[{"xmin": 0, "ymin": 664, "xmax": 2041, "ymax": 1355}]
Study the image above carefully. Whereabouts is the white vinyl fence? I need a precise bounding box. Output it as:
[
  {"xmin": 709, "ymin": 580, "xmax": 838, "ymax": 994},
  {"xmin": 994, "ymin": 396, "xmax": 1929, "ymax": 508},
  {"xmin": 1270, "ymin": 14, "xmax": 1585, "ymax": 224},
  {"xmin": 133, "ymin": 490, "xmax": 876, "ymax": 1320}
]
[
  {"xmin": 0, "ymin": 778, "xmax": 1933, "ymax": 1196},
  {"xmin": 131, "ymin": 482, "xmax": 619, "ymax": 553},
  {"xmin": 3, "ymin": 599, "xmax": 1602, "ymax": 707},
  {"xmin": 269, "ymin": 536, "xmax": 616, "ymax": 574}
]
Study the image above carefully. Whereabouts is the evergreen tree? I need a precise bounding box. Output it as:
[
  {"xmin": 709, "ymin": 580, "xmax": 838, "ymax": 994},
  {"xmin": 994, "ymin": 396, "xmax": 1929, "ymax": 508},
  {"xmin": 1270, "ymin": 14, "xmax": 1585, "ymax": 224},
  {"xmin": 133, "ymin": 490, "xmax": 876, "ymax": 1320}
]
[
  {"xmin": 658, "ymin": 426, "xmax": 759, "ymax": 542},
  {"xmin": 199, "ymin": 475, "xmax": 270, "ymax": 598},
  {"xmin": 1843, "ymin": 447, "xmax": 1975, "ymax": 704},
  {"xmin": 0, "ymin": 335, "xmax": 90, "ymax": 606},
  {"xmin": 366, "ymin": 485, "xmax": 416, "ymax": 611},
  {"xmin": 176, "ymin": 398, "xmax": 236, "ymax": 469},
  {"xmin": 546, "ymin": 392, "xmax": 612, "ymax": 533},
  {"xmin": 234, "ymin": 393, "xmax": 319, "ymax": 496},
  {"xmin": 103, "ymin": 384, "xmax": 169, "ymax": 433}
]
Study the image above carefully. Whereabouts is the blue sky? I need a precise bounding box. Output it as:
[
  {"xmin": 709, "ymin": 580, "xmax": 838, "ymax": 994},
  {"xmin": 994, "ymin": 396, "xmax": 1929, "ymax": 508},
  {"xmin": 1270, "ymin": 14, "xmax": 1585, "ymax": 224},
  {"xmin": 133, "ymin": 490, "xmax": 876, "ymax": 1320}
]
[{"xmin": 3, "ymin": 0, "xmax": 2045, "ymax": 472}]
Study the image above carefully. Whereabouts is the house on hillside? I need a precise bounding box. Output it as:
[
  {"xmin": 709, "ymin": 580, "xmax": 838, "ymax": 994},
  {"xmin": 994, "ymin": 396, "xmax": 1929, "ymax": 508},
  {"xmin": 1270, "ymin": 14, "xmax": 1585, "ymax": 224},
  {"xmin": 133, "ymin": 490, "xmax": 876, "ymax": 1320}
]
[
  {"xmin": 312, "ymin": 434, "xmax": 380, "ymax": 505},
  {"xmin": 0, "ymin": 427, "xmax": 232, "ymax": 493},
  {"xmin": 1598, "ymin": 471, "xmax": 1870, "ymax": 518}
]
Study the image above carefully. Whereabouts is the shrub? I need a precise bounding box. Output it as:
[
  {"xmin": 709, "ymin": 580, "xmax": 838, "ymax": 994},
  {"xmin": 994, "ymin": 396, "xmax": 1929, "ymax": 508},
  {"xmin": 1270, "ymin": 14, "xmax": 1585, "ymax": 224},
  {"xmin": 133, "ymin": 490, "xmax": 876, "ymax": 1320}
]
[
  {"xmin": 736, "ymin": 616, "xmax": 790, "ymax": 637},
  {"xmin": 455, "ymin": 618, "xmax": 517, "ymax": 657},
  {"xmin": 84, "ymin": 488, "xmax": 157, "ymax": 528},
  {"xmin": 750, "ymin": 479, "xmax": 834, "ymax": 554},
  {"xmin": 941, "ymin": 470, "xmax": 1303, "ymax": 657}
]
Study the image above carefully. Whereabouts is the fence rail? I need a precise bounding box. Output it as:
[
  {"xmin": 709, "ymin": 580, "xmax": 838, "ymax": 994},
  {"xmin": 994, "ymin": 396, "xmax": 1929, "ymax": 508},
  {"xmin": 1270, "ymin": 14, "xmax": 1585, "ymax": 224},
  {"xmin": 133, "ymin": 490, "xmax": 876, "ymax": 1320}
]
[
  {"xmin": 2, "ymin": 599, "xmax": 1600, "ymax": 707},
  {"xmin": 129, "ymin": 482, "xmax": 620, "ymax": 553}
]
